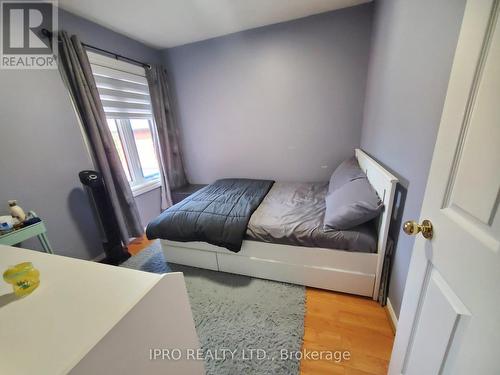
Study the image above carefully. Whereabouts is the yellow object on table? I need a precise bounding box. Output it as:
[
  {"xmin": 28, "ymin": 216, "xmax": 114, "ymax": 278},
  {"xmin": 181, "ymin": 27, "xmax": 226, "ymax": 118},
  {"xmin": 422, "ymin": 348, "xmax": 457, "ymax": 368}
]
[{"xmin": 3, "ymin": 262, "xmax": 40, "ymax": 297}]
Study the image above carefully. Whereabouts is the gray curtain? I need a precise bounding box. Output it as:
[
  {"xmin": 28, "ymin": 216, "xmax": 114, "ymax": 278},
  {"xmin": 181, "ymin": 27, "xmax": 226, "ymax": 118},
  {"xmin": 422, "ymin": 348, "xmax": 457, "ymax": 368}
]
[
  {"xmin": 58, "ymin": 32, "xmax": 143, "ymax": 244},
  {"xmin": 146, "ymin": 65, "xmax": 187, "ymax": 210}
]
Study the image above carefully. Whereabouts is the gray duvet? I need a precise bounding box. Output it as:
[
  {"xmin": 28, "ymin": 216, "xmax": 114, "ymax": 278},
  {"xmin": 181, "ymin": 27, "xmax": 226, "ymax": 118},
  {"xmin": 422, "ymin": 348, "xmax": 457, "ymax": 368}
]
[
  {"xmin": 246, "ymin": 182, "xmax": 377, "ymax": 253},
  {"xmin": 146, "ymin": 178, "xmax": 274, "ymax": 252}
]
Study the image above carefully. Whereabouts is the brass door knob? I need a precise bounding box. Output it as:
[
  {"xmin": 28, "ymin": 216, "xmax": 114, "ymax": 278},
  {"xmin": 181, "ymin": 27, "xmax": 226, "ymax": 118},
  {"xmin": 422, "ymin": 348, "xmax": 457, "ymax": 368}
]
[{"xmin": 403, "ymin": 219, "xmax": 433, "ymax": 239}]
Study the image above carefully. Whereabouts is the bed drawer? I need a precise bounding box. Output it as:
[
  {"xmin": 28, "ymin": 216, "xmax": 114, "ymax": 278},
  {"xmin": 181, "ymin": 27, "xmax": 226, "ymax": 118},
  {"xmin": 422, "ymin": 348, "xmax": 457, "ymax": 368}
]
[
  {"xmin": 163, "ymin": 245, "xmax": 219, "ymax": 271},
  {"xmin": 217, "ymin": 252, "xmax": 375, "ymax": 297}
]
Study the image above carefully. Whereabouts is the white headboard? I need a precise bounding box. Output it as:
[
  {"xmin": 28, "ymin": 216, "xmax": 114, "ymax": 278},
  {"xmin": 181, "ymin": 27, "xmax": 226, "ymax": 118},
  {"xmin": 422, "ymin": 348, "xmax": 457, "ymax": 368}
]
[{"xmin": 354, "ymin": 148, "xmax": 398, "ymax": 298}]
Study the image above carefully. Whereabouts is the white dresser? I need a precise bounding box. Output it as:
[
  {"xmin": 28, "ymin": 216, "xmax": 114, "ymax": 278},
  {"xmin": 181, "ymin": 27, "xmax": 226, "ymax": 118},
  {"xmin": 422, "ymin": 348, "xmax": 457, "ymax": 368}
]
[{"xmin": 0, "ymin": 245, "xmax": 204, "ymax": 375}]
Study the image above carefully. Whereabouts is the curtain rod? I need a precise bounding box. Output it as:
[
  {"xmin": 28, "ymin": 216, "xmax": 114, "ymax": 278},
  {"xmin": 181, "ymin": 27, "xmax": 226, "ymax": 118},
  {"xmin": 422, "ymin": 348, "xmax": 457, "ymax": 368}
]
[{"xmin": 41, "ymin": 29, "xmax": 151, "ymax": 70}]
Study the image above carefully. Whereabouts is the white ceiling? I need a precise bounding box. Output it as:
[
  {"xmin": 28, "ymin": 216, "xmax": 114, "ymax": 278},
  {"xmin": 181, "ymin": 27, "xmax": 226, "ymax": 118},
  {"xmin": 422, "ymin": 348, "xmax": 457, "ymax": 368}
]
[{"xmin": 59, "ymin": 0, "xmax": 371, "ymax": 49}]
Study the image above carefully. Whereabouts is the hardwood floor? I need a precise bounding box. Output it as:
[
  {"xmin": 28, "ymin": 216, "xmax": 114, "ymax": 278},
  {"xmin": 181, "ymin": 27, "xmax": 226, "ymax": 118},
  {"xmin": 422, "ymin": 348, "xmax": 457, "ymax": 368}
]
[
  {"xmin": 129, "ymin": 236, "xmax": 394, "ymax": 375},
  {"xmin": 127, "ymin": 234, "xmax": 153, "ymax": 256},
  {"xmin": 301, "ymin": 288, "xmax": 394, "ymax": 375}
]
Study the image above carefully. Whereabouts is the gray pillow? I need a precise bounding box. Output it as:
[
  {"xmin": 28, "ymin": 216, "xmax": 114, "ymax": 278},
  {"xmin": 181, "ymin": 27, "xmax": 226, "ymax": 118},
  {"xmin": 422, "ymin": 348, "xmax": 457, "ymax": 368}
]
[
  {"xmin": 324, "ymin": 177, "xmax": 383, "ymax": 230},
  {"xmin": 328, "ymin": 157, "xmax": 366, "ymax": 193}
]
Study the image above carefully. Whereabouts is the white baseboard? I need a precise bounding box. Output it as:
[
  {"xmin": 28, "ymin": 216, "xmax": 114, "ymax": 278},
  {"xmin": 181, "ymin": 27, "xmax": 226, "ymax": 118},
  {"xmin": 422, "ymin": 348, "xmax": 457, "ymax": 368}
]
[{"xmin": 385, "ymin": 297, "xmax": 398, "ymax": 333}]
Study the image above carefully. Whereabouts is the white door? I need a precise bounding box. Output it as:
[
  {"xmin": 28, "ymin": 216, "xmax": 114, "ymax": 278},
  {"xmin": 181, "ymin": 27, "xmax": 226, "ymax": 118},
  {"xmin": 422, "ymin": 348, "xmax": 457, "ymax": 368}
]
[{"xmin": 388, "ymin": 1, "xmax": 500, "ymax": 375}]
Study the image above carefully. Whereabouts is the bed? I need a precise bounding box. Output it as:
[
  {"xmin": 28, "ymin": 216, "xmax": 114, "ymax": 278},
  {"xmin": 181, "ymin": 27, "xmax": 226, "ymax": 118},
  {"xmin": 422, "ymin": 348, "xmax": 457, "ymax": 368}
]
[{"xmin": 147, "ymin": 149, "xmax": 398, "ymax": 300}]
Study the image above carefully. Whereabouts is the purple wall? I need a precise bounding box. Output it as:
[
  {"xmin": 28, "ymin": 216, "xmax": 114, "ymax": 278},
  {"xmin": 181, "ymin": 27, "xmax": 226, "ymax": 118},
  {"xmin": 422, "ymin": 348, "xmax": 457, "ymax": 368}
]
[
  {"xmin": 360, "ymin": 0, "xmax": 465, "ymax": 316},
  {"xmin": 164, "ymin": 5, "xmax": 374, "ymax": 183}
]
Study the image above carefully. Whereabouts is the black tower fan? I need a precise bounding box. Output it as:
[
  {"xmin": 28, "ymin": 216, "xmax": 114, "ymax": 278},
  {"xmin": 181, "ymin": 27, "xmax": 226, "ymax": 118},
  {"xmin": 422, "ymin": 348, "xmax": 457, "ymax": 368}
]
[{"xmin": 79, "ymin": 170, "xmax": 130, "ymax": 264}]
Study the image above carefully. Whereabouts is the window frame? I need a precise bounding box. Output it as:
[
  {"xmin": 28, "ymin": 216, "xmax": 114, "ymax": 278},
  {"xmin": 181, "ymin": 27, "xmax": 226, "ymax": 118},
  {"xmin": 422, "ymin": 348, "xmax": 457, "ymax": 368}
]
[
  {"xmin": 109, "ymin": 118, "xmax": 161, "ymax": 197},
  {"xmin": 87, "ymin": 51, "xmax": 161, "ymax": 197}
]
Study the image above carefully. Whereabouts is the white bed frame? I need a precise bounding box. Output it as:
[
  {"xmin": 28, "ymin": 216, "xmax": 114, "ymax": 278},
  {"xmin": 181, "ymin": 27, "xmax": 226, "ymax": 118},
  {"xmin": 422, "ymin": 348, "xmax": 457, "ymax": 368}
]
[{"xmin": 160, "ymin": 149, "xmax": 398, "ymax": 300}]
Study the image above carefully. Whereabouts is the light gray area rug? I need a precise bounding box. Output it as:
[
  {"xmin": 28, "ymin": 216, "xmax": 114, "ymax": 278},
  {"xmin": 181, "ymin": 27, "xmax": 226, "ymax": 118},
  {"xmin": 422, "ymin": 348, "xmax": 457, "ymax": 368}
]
[{"xmin": 120, "ymin": 240, "xmax": 305, "ymax": 375}]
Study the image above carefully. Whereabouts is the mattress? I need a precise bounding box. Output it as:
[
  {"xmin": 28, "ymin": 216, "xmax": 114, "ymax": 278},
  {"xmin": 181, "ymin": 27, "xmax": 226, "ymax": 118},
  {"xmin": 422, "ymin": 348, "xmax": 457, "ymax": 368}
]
[{"xmin": 246, "ymin": 182, "xmax": 378, "ymax": 253}]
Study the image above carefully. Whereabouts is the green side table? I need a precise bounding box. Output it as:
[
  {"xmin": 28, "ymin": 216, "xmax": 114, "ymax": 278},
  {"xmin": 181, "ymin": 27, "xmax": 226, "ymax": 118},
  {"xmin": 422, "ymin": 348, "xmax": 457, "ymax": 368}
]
[{"xmin": 0, "ymin": 212, "xmax": 54, "ymax": 254}]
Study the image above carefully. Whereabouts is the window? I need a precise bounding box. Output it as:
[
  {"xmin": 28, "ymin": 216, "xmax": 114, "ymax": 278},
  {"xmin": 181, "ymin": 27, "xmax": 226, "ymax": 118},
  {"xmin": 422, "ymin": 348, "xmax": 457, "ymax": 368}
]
[{"xmin": 87, "ymin": 51, "xmax": 160, "ymax": 196}]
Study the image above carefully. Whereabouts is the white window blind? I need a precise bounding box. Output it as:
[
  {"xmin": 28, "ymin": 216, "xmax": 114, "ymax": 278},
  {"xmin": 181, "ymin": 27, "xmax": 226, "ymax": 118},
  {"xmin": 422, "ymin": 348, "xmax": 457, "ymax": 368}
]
[
  {"xmin": 87, "ymin": 51, "xmax": 161, "ymax": 196},
  {"xmin": 87, "ymin": 51, "xmax": 153, "ymax": 119}
]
